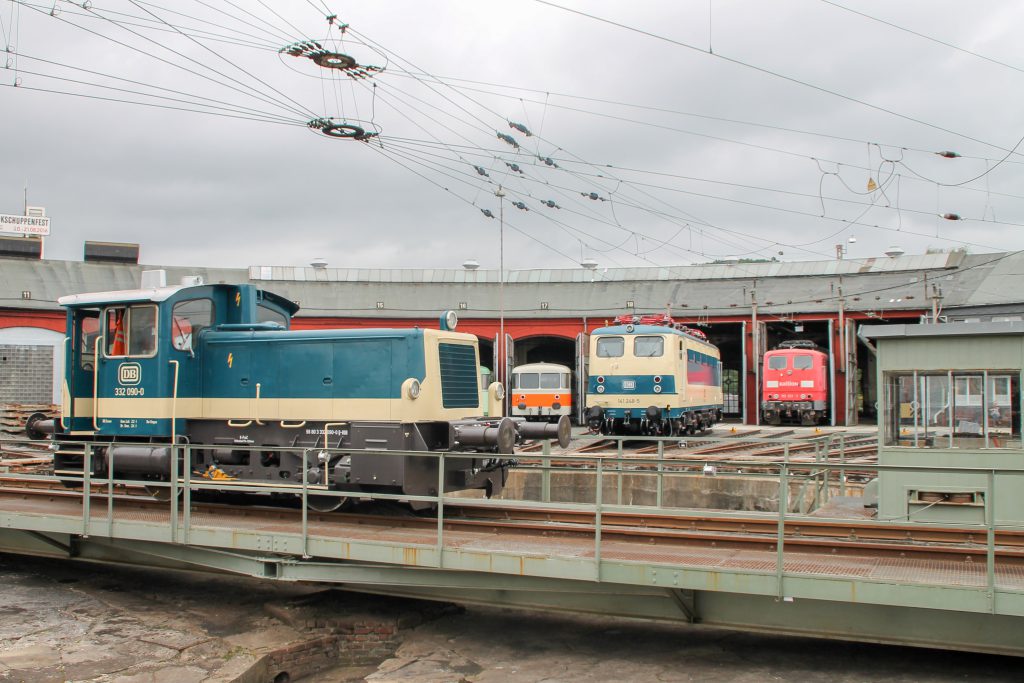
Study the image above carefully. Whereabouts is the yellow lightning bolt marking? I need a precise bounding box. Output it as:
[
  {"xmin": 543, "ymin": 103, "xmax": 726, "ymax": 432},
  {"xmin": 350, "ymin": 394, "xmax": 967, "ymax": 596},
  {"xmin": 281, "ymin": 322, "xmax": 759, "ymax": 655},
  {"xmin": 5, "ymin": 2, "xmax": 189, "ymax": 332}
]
[
  {"xmin": 227, "ymin": 353, "xmax": 233, "ymax": 368},
  {"xmin": 235, "ymin": 292, "xmax": 241, "ymax": 306}
]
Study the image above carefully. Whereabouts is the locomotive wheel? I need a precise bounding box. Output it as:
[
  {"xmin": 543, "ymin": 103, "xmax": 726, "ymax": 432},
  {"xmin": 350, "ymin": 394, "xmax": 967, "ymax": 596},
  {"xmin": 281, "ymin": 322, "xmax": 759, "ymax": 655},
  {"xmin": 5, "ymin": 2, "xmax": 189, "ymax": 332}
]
[{"xmin": 306, "ymin": 494, "xmax": 349, "ymax": 512}]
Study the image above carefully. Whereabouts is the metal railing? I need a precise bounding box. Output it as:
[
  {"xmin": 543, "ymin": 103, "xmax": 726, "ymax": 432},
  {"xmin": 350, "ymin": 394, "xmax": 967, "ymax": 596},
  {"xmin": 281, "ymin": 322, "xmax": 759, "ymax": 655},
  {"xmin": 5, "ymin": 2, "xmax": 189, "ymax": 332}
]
[{"xmin": 1, "ymin": 432, "xmax": 1022, "ymax": 612}]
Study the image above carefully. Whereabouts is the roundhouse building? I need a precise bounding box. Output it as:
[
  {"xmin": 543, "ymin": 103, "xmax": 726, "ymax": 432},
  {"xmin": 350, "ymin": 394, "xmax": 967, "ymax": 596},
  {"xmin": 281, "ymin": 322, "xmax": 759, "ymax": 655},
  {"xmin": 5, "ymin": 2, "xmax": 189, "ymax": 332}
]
[{"xmin": 2, "ymin": 248, "xmax": 1021, "ymax": 426}]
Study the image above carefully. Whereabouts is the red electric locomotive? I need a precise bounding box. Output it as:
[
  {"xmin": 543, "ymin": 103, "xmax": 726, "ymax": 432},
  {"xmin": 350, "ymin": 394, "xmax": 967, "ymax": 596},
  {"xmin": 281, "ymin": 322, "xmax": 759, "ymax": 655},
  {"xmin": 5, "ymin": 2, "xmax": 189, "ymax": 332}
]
[{"xmin": 761, "ymin": 340, "xmax": 828, "ymax": 426}]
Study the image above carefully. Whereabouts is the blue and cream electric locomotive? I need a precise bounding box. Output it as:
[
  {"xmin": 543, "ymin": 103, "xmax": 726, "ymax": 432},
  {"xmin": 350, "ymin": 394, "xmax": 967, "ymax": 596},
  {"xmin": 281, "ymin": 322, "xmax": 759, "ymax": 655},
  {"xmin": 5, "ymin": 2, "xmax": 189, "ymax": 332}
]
[
  {"xmin": 28, "ymin": 271, "xmax": 568, "ymax": 510},
  {"xmin": 585, "ymin": 314, "xmax": 724, "ymax": 436}
]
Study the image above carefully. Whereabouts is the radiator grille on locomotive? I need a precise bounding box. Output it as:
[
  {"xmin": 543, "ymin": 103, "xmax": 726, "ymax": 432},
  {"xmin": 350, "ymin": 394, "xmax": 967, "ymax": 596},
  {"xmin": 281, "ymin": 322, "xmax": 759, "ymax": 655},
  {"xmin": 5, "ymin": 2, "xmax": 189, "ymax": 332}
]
[{"xmin": 438, "ymin": 343, "xmax": 480, "ymax": 408}]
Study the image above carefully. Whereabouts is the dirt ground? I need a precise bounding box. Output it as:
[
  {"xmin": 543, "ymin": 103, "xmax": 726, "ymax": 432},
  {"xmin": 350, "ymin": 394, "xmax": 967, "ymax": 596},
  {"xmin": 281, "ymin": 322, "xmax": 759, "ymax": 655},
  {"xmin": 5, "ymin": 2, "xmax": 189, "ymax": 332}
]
[{"xmin": 0, "ymin": 554, "xmax": 1018, "ymax": 683}]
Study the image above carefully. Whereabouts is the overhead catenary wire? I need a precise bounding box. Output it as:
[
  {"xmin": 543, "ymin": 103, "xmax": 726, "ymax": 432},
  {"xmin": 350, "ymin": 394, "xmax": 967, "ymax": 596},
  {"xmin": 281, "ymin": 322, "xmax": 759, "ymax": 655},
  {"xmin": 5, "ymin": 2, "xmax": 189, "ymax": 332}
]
[
  {"xmin": 18, "ymin": 2, "xmax": 312, "ymax": 120},
  {"xmin": 532, "ymin": 0, "xmax": 1024, "ymax": 158}
]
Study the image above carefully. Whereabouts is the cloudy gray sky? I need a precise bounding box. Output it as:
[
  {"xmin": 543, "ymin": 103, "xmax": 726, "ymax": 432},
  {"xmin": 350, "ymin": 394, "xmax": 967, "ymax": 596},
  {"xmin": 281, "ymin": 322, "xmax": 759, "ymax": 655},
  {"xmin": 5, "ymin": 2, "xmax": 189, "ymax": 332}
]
[{"xmin": 2, "ymin": 0, "xmax": 1023, "ymax": 272}]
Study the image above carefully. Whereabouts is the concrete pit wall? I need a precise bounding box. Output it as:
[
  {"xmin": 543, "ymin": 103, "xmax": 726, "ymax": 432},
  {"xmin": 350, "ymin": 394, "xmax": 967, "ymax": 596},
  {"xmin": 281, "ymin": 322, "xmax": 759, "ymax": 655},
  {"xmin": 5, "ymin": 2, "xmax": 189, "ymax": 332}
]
[{"xmin": 503, "ymin": 468, "xmax": 851, "ymax": 513}]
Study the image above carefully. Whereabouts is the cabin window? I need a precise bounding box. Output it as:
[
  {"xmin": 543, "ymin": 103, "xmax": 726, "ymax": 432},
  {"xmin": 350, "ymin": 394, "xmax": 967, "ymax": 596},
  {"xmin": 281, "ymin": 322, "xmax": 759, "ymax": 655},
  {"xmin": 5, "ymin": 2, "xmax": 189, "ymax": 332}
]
[
  {"xmin": 793, "ymin": 354, "xmax": 814, "ymax": 370},
  {"xmin": 78, "ymin": 311, "xmax": 100, "ymax": 370},
  {"xmin": 768, "ymin": 356, "xmax": 787, "ymax": 370},
  {"xmin": 596, "ymin": 337, "xmax": 624, "ymax": 358},
  {"xmin": 540, "ymin": 372, "xmax": 563, "ymax": 389},
  {"xmin": 634, "ymin": 336, "xmax": 664, "ymax": 358},
  {"xmin": 257, "ymin": 304, "xmax": 288, "ymax": 328},
  {"xmin": 171, "ymin": 299, "xmax": 214, "ymax": 352},
  {"xmin": 104, "ymin": 305, "xmax": 158, "ymax": 358},
  {"xmin": 515, "ymin": 373, "xmax": 540, "ymax": 390},
  {"xmin": 884, "ymin": 371, "xmax": 1021, "ymax": 449}
]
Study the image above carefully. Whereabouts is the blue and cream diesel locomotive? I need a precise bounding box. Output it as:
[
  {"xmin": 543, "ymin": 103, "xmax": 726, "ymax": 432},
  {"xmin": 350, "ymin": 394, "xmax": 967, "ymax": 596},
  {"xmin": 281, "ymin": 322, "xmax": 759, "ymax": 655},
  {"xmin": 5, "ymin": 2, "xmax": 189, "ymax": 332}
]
[
  {"xmin": 585, "ymin": 314, "xmax": 724, "ymax": 436},
  {"xmin": 28, "ymin": 271, "xmax": 568, "ymax": 509}
]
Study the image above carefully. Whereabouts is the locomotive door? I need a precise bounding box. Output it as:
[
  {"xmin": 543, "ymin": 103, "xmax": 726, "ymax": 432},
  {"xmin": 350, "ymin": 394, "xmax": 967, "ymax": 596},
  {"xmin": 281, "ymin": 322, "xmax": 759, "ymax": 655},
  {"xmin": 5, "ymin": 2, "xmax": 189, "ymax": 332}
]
[
  {"xmin": 67, "ymin": 308, "xmax": 100, "ymax": 431},
  {"xmin": 845, "ymin": 320, "xmax": 859, "ymax": 426},
  {"xmin": 575, "ymin": 332, "xmax": 589, "ymax": 425},
  {"xmin": 827, "ymin": 319, "xmax": 837, "ymax": 426},
  {"xmin": 94, "ymin": 304, "xmax": 166, "ymax": 436}
]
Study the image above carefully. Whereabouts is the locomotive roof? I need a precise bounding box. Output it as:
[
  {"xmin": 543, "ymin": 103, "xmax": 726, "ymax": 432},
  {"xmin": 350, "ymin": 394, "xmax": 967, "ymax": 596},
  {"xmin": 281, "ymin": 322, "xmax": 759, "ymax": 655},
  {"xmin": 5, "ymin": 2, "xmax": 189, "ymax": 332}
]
[
  {"xmin": 592, "ymin": 324, "xmax": 715, "ymax": 346},
  {"xmin": 57, "ymin": 282, "xmax": 299, "ymax": 316},
  {"xmin": 59, "ymin": 283, "xmax": 197, "ymax": 306},
  {"xmin": 513, "ymin": 362, "xmax": 571, "ymax": 373}
]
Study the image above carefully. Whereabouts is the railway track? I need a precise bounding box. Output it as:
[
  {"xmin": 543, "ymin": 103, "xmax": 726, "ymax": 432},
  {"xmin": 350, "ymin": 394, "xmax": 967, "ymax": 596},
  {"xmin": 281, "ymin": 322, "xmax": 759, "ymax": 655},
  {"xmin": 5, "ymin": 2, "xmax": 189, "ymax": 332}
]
[{"xmin": 0, "ymin": 479, "xmax": 1019, "ymax": 564}]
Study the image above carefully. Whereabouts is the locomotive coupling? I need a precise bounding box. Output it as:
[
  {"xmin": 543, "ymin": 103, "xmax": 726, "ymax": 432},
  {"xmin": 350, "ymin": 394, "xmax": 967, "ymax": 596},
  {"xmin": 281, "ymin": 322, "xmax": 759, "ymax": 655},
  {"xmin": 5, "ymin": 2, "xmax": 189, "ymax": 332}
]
[
  {"xmin": 450, "ymin": 417, "xmax": 518, "ymax": 454},
  {"xmin": 512, "ymin": 415, "xmax": 572, "ymax": 449},
  {"xmin": 25, "ymin": 413, "xmax": 56, "ymax": 441}
]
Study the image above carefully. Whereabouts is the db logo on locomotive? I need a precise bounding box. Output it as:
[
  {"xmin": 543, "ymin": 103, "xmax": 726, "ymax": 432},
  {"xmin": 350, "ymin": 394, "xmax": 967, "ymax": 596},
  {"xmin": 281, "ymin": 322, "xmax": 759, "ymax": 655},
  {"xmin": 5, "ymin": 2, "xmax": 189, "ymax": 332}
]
[{"xmin": 118, "ymin": 362, "xmax": 142, "ymax": 386}]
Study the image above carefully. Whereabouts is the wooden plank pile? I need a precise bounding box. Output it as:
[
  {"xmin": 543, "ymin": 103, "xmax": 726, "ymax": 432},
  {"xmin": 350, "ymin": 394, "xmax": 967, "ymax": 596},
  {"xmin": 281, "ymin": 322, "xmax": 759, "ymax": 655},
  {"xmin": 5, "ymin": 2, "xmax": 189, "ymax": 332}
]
[
  {"xmin": 1, "ymin": 403, "xmax": 56, "ymax": 471},
  {"xmin": 1, "ymin": 403, "xmax": 59, "ymax": 437}
]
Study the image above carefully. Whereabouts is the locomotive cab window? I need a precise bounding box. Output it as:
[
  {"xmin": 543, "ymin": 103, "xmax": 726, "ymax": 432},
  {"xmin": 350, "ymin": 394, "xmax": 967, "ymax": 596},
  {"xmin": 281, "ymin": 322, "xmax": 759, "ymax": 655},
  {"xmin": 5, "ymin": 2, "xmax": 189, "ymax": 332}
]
[
  {"xmin": 104, "ymin": 304, "xmax": 158, "ymax": 358},
  {"xmin": 539, "ymin": 372, "xmax": 564, "ymax": 389},
  {"xmin": 768, "ymin": 356, "xmax": 787, "ymax": 370},
  {"xmin": 171, "ymin": 298, "xmax": 213, "ymax": 352},
  {"xmin": 77, "ymin": 310, "xmax": 100, "ymax": 370},
  {"xmin": 515, "ymin": 373, "xmax": 540, "ymax": 389},
  {"xmin": 634, "ymin": 336, "xmax": 664, "ymax": 358},
  {"xmin": 257, "ymin": 304, "xmax": 288, "ymax": 328},
  {"xmin": 596, "ymin": 337, "xmax": 624, "ymax": 358},
  {"xmin": 793, "ymin": 355, "xmax": 814, "ymax": 370}
]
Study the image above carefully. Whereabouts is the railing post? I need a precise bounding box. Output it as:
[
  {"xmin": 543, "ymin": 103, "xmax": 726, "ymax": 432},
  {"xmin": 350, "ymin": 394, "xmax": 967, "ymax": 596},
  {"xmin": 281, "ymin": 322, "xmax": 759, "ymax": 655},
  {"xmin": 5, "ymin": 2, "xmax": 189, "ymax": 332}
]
[
  {"xmin": 301, "ymin": 449, "xmax": 310, "ymax": 559},
  {"xmin": 82, "ymin": 443, "xmax": 91, "ymax": 538},
  {"xmin": 541, "ymin": 439, "xmax": 551, "ymax": 503},
  {"xmin": 656, "ymin": 439, "xmax": 664, "ymax": 508},
  {"xmin": 170, "ymin": 441, "xmax": 179, "ymax": 543},
  {"xmin": 839, "ymin": 434, "xmax": 847, "ymax": 497},
  {"xmin": 106, "ymin": 442, "xmax": 114, "ymax": 537},
  {"xmin": 594, "ymin": 457, "xmax": 603, "ymax": 581},
  {"xmin": 436, "ymin": 451, "xmax": 445, "ymax": 568},
  {"xmin": 776, "ymin": 449, "xmax": 789, "ymax": 599},
  {"xmin": 616, "ymin": 438, "xmax": 623, "ymax": 505},
  {"xmin": 183, "ymin": 446, "xmax": 192, "ymax": 545},
  {"xmin": 987, "ymin": 469, "xmax": 996, "ymax": 613}
]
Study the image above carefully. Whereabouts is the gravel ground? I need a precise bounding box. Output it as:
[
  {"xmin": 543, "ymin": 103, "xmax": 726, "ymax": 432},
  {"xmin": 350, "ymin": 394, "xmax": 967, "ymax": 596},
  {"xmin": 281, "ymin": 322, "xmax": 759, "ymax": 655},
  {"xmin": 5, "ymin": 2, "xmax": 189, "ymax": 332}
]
[{"xmin": 0, "ymin": 554, "xmax": 1017, "ymax": 683}]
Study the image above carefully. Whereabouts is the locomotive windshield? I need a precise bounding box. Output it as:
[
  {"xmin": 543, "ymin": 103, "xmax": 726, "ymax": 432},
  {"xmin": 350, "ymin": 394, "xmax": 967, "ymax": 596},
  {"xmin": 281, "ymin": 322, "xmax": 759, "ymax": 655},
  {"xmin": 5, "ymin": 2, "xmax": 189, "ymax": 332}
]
[
  {"xmin": 634, "ymin": 336, "xmax": 664, "ymax": 357},
  {"xmin": 257, "ymin": 304, "xmax": 288, "ymax": 327},
  {"xmin": 793, "ymin": 354, "xmax": 814, "ymax": 369},
  {"xmin": 516, "ymin": 373, "xmax": 540, "ymax": 389},
  {"xmin": 768, "ymin": 356, "xmax": 787, "ymax": 370},
  {"xmin": 540, "ymin": 372, "xmax": 564, "ymax": 389},
  {"xmin": 104, "ymin": 304, "xmax": 157, "ymax": 357},
  {"xmin": 596, "ymin": 336, "xmax": 624, "ymax": 357},
  {"xmin": 171, "ymin": 298, "xmax": 214, "ymax": 352}
]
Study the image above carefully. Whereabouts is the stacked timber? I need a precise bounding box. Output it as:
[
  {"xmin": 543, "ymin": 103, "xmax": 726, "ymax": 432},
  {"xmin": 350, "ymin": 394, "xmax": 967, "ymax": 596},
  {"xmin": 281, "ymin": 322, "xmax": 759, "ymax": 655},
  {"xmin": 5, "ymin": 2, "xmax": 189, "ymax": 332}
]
[
  {"xmin": 1, "ymin": 403, "xmax": 56, "ymax": 472},
  {"xmin": 1, "ymin": 403, "xmax": 59, "ymax": 437}
]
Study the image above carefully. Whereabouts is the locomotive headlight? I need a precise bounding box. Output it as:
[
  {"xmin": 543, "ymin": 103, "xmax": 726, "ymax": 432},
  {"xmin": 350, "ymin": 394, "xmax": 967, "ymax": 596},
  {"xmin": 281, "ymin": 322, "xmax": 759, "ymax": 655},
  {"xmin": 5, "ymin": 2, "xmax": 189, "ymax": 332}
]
[
  {"xmin": 772, "ymin": 393, "xmax": 780, "ymax": 399},
  {"xmin": 596, "ymin": 376, "xmax": 605, "ymax": 384},
  {"xmin": 405, "ymin": 378, "xmax": 422, "ymax": 399},
  {"xmin": 439, "ymin": 310, "xmax": 459, "ymax": 331},
  {"xmin": 596, "ymin": 385, "xmax": 605, "ymax": 394},
  {"xmin": 491, "ymin": 382, "xmax": 505, "ymax": 400},
  {"xmin": 653, "ymin": 385, "xmax": 662, "ymax": 394},
  {"xmin": 653, "ymin": 375, "xmax": 662, "ymax": 384}
]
